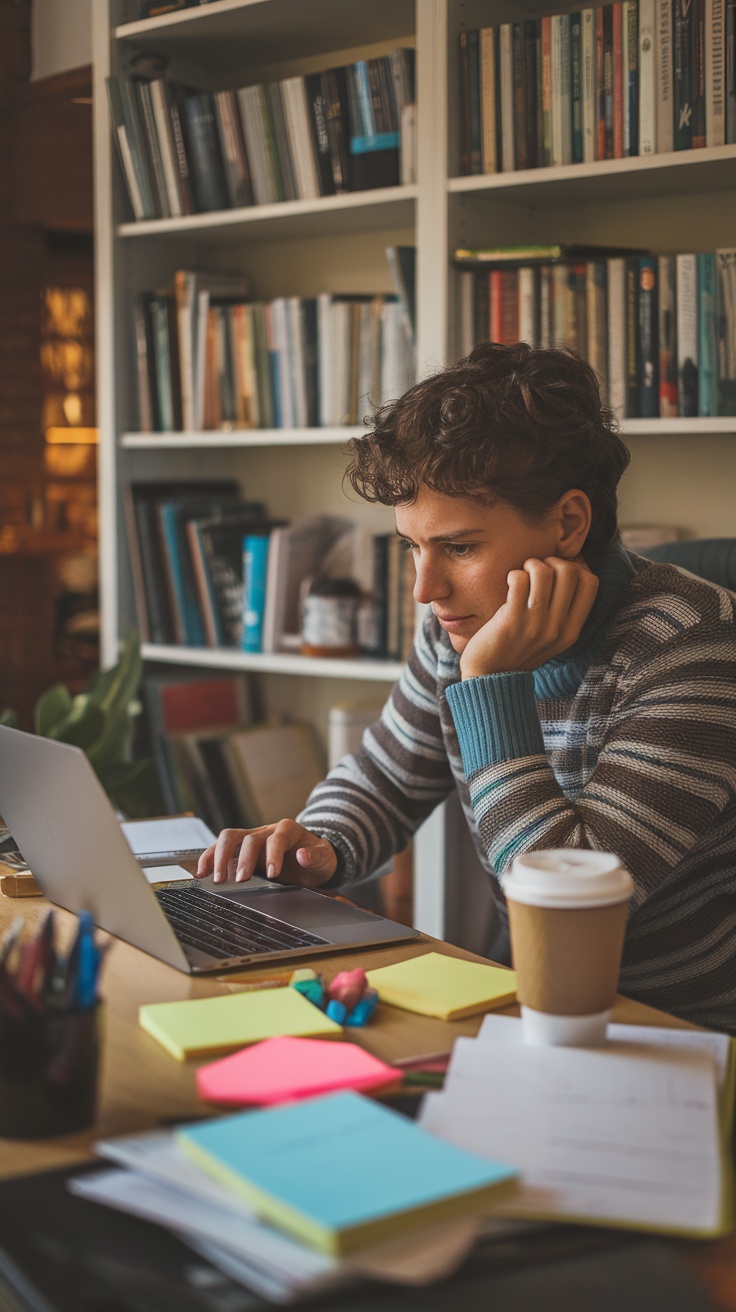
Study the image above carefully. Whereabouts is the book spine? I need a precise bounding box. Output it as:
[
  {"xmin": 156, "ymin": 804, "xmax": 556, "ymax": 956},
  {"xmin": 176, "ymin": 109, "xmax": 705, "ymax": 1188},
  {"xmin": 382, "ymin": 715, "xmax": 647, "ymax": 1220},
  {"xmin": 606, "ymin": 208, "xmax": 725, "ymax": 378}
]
[
  {"xmin": 656, "ymin": 0, "xmax": 675, "ymax": 150},
  {"xmin": 116, "ymin": 76, "xmax": 158, "ymax": 219},
  {"xmin": 242, "ymin": 533, "xmax": 270, "ymax": 652},
  {"xmin": 612, "ymin": 1, "xmax": 625, "ymax": 158},
  {"xmin": 474, "ymin": 270, "xmax": 490, "ymax": 344},
  {"xmin": 539, "ymin": 265, "xmax": 553, "ymax": 348},
  {"xmin": 512, "ymin": 24, "xmax": 527, "ymax": 170},
  {"xmin": 716, "ymin": 249, "xmax": 736, "ymax": 414},
  {"xmin": 676, "ymin": 252, "xmax": 699, "ymax": 415},
  {"xmin": 728, "ymin": 0, "xmax": 736, "ymax": 142},
  {"xmin": 490, "ymin": 269, "xmax": 504, "ymax": 342},
  {"xmin": 706, "ymin": 0, "xmax": 726, "ymax": 145},
  {"xmin": 166, "ymin": 83, "xmax": 195, "ymax": 215},
  {"xmin": 551, "ymin": 14, "xmax": 572, "ymax": 165},
  {"xmin": 524, "ymin": 20, "xmax": 539, "ymax": 169},
  {"xmin": 266, "ymin": 82, "xmax": 298, "ymax": 202},
  {"xmin": 638, "ymin": 0, "xmax": 656, "ymax": 153},
  {"xmin": 586, "ymin": 260, "xmax": 608, "ymax": 398},
  {"xmin": 570, "ymin": 12, "xmax": 584, "ymax": 163},
  {"xmin": 136, "ymin": 79, "xmax": 170, "ymax": 217},
  {"xmin": 691, "ymin": 0, "xmax": 707, "ymax": 146},
  {"xmin": 535, "ymin": 22, "xmax": 544, "ymax": 167},
  {"xmin": 499, "ymin": 24, "xmax": 515, "ymax": 170},
  {"xmin": 638, "ymin": 256, "xmax": 659, "ymax": 417},
  {"xmin": 305, "ymin": 72, "xmax": 336, "ymax": 196},
  {"xmin": 149, "ymin": 79, "xmax": 183, "ymax": 216},
  {"xmin": 459, "ymin": 31, "xmax": 471, "ymax": 175},
  {"xmin": 697, "ymin": 252, "xmax": 718, "ymax": 415},
  {"xmin": 624, "ymin": 0, "xmax": 639, "ymax": 154},
  {"xmin": 467, "ymin": 30, "xmax": 483, "ymax": 173},
  {"xmin": 258, "ymin": 84, "xmax": 286, "ymax": 203},
  {"xmin": 582, "ymin": 9, "xmax": 597, "ymax": 161},
  {"xmin": 657, "ymin": 253, "xmax": 679, "ymax": 417},
  {"xmin": 674, "ymin": 0, "xmax": 693, "ymax": 148},
  {"xmin": 596, "ymin": 6, "xmax": 606, "ymax": 158},
  {"xmin": 603, "ymin": 5, "xmax": 615, "ymax": 158},
  {"xmin": 518, "ymin": 266, "xmax": 536, "ymax": 344},
  {"xmin": 625, "ymin": 257, "xmax": 640, "ymax": 416},
  {"xmin": 184, "ymin": 92, "xmax": 229, "ymax": 212},
  {"xmin": 480, "ymin": 27, "xmax": 498, "ymax": 172},
  {"xmin": 541, "ymin": 15, "xmax": 553, "ymax": 166},
  {"xmin": 321, "ymin": 68, "xmax": 351, "ymax": 194}
]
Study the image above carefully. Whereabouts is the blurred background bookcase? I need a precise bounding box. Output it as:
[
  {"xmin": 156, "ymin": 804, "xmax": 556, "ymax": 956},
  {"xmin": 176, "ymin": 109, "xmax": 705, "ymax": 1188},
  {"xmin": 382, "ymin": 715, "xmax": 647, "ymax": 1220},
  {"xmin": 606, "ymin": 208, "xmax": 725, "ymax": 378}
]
[{"xmin": 93, "ymin": 0, "xmax": 736, "ymax": 949}]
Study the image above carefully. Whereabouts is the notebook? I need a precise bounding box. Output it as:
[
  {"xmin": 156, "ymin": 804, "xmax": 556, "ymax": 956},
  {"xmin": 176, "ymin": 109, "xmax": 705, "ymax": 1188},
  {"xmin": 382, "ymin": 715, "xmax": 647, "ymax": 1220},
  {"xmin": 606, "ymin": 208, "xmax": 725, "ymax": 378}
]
[
  {"xmin": 176, "ymin": 1090, "xmax": 518, "ymax": 1256},
  {"xmin": 139, "ymin": 987, "xmax": 341, "ymax": 1060},
  {"xmin": 366, "ymin": 952, "xmax": 517, "ymax": 1019},
  {"xmin": 196, "ymin": 1035, "xmax": 400, "ymax": 1105}
]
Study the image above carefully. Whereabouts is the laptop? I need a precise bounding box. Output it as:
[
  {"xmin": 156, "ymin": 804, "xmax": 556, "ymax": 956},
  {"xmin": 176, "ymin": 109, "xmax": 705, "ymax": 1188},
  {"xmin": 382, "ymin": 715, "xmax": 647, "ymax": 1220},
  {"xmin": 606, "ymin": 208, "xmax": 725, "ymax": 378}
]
[{"xmin": 0, "ymin": 726, "xmax": 419, "ymax": 973}]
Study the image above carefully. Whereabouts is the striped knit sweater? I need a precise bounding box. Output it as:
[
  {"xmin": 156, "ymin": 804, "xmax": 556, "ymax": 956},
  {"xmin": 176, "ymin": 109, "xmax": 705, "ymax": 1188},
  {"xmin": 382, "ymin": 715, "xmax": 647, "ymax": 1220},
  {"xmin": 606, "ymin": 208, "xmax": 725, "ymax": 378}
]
[{"xmin": 299, "ymin": 546, "xmax": 736, "ymax": 1031}]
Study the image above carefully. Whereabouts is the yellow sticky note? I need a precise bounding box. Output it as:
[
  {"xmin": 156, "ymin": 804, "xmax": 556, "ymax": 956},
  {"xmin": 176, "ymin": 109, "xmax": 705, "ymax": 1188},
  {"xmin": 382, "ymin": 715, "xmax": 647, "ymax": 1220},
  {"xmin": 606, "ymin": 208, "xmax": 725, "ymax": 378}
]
[
  {"xmin": 367, "ymin": 952, "xmax": 517, "ymax": 1020},
  {"xmin": 139, "ymin": 986, "xmax": 342, "ymax": 1061}
]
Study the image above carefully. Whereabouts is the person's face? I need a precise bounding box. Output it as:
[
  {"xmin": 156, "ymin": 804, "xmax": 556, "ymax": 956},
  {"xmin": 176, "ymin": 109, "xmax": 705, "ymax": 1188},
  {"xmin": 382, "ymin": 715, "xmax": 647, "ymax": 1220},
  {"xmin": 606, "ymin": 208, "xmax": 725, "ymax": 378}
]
[{"xmin": 395, "ymin": 485, "xmax": 566, "ymax": 654}]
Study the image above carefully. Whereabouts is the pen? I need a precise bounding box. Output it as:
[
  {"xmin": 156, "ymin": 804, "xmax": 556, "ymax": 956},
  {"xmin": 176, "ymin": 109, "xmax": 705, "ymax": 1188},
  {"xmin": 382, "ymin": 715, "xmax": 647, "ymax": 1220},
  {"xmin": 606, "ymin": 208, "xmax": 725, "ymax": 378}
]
[{"xmin": 15, "ymin": 908, "xmax": 55, "ymax": 1004}]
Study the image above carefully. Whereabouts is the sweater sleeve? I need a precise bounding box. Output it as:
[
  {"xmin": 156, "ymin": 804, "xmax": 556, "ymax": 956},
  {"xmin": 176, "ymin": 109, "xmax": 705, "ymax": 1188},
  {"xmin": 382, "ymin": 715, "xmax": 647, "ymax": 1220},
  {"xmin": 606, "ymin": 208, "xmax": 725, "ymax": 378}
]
[
  {"xmin": 445, "ymin": 622, "xmax": 736, "ymax": 912},
  {"xmin": 297, "ymin": 610, "xmax": 457, "ymax": 886}
]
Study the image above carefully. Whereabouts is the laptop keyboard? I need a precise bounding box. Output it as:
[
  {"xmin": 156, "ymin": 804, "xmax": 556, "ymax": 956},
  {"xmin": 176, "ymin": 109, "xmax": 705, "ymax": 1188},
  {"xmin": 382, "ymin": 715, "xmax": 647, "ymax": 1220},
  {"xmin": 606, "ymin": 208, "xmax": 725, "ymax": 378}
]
[{"xmin": 155, "ymin": 883, "xmax": 329, "ymax": 960}]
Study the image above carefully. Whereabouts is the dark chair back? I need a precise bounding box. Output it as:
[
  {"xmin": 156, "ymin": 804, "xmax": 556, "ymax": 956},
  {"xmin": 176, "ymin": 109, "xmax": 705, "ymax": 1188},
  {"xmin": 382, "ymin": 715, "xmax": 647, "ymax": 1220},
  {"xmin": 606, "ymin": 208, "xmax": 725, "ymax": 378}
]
[{"xmin": 637, "ymin": 539, "xmax": 736, "ymax": 591}]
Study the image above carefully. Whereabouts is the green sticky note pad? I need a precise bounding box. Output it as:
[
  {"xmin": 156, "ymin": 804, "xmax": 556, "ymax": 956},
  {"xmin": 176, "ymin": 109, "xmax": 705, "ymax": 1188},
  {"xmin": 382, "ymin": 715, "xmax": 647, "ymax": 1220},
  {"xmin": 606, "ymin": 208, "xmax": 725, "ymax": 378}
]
[
  {"xmin": 139, "ymin": 986, "xmax": 342, "ymax": 1060},
  {"xmin": 366, "ymin": 952, "xmax": 517, "ymax": 1020}
]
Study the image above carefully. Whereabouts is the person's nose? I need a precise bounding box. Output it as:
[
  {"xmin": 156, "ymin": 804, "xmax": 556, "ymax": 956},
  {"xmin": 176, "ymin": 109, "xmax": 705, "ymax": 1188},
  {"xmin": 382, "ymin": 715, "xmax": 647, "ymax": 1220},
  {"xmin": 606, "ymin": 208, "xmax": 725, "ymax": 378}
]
[{"xmin": 413, "ymin": 552, "xmax": 449, "ymax": 606}]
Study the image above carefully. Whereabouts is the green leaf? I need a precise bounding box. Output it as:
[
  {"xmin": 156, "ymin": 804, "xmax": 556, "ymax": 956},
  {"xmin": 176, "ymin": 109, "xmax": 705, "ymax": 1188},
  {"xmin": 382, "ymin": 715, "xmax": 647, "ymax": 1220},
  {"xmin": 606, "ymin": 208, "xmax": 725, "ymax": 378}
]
[
  {"xmin": 34, "ymin": 684, "xmax": 73, "ymax": 737},
  {"xmin": 0, "ymin": 708, "xmax": 18, "ymax": 729},
  {"xmin": 89, "ymin": 631, "xmax": 142, "ymax": 717},
  {"xmin": 48, "ymin": 697, "xmax": 106, "ymax": 751}
]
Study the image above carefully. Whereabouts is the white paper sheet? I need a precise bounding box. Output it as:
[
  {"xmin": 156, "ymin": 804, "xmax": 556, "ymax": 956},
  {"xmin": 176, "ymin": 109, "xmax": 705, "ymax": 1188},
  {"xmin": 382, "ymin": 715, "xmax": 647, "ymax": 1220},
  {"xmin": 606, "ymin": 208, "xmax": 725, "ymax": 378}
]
[
  {"xmin": 120, "ymin": 815, "xmax": 216, "ymax": 857},
  {"xmin": 419, "ymin": 1037, "xmax": 722, "ymax": 1234}
]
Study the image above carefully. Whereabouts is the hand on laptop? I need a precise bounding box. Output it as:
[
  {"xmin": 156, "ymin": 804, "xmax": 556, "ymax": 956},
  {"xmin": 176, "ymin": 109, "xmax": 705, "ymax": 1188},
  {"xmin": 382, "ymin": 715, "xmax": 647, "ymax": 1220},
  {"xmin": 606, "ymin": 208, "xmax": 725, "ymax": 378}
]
[{"xmin": 196, "ymin": 821, "xmax": 338, "ymax": 888}]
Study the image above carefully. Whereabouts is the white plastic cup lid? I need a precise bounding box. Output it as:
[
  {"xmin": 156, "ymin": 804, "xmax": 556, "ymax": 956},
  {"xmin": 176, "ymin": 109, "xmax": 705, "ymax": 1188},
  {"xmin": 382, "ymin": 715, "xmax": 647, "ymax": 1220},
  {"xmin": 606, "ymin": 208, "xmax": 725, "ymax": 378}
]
[{"xmin": 502, "ymin": 850, "xmax": 634, "ymax": 909}]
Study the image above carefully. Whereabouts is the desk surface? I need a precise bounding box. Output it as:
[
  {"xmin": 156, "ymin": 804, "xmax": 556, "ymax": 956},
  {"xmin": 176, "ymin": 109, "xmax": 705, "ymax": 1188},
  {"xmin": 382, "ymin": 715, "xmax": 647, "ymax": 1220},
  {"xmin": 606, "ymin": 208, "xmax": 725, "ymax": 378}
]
[{"xmin": 0, "ymin": 894, "xmax": 734, "ymax": 1309}]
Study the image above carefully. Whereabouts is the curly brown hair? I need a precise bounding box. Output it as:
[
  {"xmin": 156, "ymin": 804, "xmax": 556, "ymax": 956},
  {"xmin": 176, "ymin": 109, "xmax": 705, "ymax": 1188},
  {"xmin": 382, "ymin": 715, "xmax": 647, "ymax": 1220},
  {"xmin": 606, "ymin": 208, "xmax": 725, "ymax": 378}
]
[{"xmin": 346, "ymin": 342, "xmax": 630, "ymax": 558}]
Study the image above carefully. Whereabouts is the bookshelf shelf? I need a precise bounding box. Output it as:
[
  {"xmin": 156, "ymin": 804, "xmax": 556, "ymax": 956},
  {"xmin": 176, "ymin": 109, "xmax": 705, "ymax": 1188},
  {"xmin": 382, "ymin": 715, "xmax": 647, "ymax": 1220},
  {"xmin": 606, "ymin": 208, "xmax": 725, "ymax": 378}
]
[
  {"xmin": 121, "ymin": 426, "xmax": 367, "ymax": 449},
  {"xmin": 141, "ymin": 644, "xmax": 404, "ymax": 682},
  {"xmin": 116, "ymin": 0, "xmax": 415, "ymax": 70},
  {"xmin": 620, "ymin": 419, "xmax": 736, "ymax": 437},
  {"xmin": 448, "ymin": 147, "xmax": 736, "ymax": 209},
  {"xmin": 117, "ymin": 187, "xmax": 417, "ymax": 243}
]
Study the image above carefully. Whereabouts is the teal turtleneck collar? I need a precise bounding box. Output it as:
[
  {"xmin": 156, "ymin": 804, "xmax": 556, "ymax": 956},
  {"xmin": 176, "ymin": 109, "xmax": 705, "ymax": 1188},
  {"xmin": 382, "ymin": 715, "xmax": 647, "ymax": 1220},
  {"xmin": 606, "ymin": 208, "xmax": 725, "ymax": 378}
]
[{"xmin": 533, "ymin": 540, "xmax": 635, "ymax": 700}]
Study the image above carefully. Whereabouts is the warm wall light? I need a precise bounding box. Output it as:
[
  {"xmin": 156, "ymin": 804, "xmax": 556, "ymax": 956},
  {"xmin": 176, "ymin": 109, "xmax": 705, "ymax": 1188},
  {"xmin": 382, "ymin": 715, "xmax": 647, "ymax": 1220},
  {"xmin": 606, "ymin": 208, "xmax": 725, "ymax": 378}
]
[{"xmin": 45, "ymin": 427, "xmax": 99, "ymax": 445}]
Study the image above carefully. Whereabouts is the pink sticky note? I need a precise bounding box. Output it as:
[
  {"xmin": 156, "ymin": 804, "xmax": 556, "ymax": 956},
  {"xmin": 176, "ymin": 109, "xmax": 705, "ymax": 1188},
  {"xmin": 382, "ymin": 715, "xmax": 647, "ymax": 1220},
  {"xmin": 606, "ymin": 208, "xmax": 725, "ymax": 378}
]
[{"xmin": 196, "ymin": 1036, "xmax": 400, "ymax": 1107}]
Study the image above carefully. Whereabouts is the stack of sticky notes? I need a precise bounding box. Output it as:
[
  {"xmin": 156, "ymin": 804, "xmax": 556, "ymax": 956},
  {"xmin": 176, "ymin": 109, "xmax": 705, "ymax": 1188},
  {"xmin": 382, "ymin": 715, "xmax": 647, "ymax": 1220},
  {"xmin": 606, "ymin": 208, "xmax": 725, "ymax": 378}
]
[
  {"xmin": 197, "ymin": 1035, "xmax": 400, "ymax": 1106},
  {"xmin": 139, "ymin": 986, "xmax": 342, "ymax": 1060},
  {"xmin": 366, "ymin": 952, "xmax": 517, "ymax": 1020},
  {"xmin": 177, "ymin": 1090, "xmax": 518, "ymax": 1256}
]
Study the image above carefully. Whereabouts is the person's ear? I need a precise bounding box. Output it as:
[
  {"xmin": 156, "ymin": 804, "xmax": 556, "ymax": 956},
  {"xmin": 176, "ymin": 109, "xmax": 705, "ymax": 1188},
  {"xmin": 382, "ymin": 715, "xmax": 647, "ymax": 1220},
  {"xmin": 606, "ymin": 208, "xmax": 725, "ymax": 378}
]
[{"xmin": 554, "ymin": 490, "xmax": 592, "ymax": 559}]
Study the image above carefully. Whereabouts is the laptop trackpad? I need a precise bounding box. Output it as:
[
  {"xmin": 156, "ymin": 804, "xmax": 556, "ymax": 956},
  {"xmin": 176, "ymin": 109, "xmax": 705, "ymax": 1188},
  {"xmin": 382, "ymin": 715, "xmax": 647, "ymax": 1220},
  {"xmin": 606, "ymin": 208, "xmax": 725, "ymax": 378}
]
[{"xmin": 209, "ymin": 880, "xmax": 380, "ymax": 929}]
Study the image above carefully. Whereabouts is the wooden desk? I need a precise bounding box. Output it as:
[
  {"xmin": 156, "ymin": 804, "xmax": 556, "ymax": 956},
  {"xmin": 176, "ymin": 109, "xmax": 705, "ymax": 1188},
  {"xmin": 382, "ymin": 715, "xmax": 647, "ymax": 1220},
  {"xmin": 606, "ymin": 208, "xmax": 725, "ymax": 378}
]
[{"xmin": 0, "ymin": 895, "xmax": 733, "ymax": 1308}]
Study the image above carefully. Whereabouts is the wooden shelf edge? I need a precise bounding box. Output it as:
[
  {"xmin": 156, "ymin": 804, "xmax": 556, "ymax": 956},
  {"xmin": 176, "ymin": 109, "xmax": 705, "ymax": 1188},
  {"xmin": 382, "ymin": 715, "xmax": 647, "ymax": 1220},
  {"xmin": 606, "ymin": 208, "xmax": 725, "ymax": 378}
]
[{"xmin": 140, "ymin": 644, "xmax": 405, "ymax": 681}]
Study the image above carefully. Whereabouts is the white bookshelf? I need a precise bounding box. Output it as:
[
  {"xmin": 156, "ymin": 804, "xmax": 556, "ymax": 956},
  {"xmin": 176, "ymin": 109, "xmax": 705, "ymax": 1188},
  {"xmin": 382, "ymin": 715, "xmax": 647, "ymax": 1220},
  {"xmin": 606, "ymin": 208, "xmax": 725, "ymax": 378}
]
[{"xmin": 94, "ymin": 0, "xmax": 736, "ymax": 942}]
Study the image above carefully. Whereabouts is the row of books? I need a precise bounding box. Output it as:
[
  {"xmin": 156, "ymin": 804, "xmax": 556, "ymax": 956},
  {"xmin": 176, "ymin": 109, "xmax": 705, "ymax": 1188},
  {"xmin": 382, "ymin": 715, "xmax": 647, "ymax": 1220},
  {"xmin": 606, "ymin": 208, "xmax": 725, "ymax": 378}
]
[
  {"xmin": 124, "ymin": 477, "xmax": 417, "ymax": 662},
  {"xmin": 457, "ymin": 245, "xmax": 736, "ymax": 419},
  {"xmin": 133, "ymin": 277, "xmax": 416, "ymax": 433},
  {"xmin": 458, "ymin": 0, "xmax": 736, "ymax": 176},
  {"xmin": 108, "ymin": 48, "xmax": 416, "ymax": 222}
]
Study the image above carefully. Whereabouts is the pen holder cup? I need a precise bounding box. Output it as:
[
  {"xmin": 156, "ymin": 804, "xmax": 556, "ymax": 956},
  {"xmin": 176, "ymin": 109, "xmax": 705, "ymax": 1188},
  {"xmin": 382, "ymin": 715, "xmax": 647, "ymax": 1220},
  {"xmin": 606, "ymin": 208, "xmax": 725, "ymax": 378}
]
[{"xmin": 0, "ymin": 1003, "xmax": 103, "ymax": 1139}]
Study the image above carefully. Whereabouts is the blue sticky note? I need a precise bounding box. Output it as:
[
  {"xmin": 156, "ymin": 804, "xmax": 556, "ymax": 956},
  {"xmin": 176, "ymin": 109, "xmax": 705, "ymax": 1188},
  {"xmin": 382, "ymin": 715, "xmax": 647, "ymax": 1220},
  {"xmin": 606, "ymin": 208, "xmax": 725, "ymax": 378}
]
[{"xmin": 177, "ymin": 1090, "xmax": 517, "ymax": 1255}]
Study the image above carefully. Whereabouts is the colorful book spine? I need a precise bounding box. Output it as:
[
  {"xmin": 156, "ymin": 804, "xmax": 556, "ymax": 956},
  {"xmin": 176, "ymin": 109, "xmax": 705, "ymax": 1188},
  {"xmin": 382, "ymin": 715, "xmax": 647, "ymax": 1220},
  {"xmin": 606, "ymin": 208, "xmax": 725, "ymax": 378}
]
[
  {"xmin": 607, "ymin": 257, "xmax": 627, "ymax": 418},
  {"xmin": 673, "ymin": 0, "xmax": 693, "ymax": 149},
  {"xmin": 716, "ymin": 249, "xmax": 736, "ymax": 414},
  {"xmin": 242, "ymin": 533, "xmax": 270, "ymax": 652},
  {"xmin": 625, "ymin": 256, "xmax": 640, "ymax": 416},
  {"xmin": 480, "ymin": 27, "xmax": 498, "ymax": 173},
  {"xmin": 570, "ymin": 12, "xmax": 584, "ymax": 163},
  {"xmin": 582, "ymin": 9, "xmax": 597, "ymax": 161},
  {"xmin": 656, "ymin": 0, "xmax": 675, "ymax": 152},
  {"xmin": 676, "ymin": 252, "xmax": 699, "ymax": 415},
  {"xmin": 541, "ymin": 16, "xmax": 554, "ymax": 166},
  {"xmin": 624, "ymin": 0, "xmax": 639, "ymax": 154},
  {"xmin": 657, "ymin": 254, "xmax": 679, "ymax": 418},
  {"xmin": 638, "ymin": 256, "xmax": 659, "ymax": 417},
  {"xmin": 612, "ymin": 1, "xmax": 625, "ymax": 158},
  {"xmin": 697, "ymin": 252, "xmax": 718, "ymax": 416},
  {"xmin": 499, "ymin": 24, "xmax": 515, "ymax": 171},
  {"xmin": 638, "ymin": 0, "xmax": 657, "ymax": 154},
  {"xmin": 706, "ymin": 0, "xmax": 726, "ymax": 146},
  {"xmin": 551, "ymin": 13, "xmax": 572, "ymax": 165}
]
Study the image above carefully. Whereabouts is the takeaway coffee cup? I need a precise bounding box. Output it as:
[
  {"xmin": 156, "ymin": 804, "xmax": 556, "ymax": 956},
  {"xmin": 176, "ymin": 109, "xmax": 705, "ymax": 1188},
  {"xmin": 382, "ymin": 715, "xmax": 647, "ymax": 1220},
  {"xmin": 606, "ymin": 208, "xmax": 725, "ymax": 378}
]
[{"xmin": 502, "ymin": 851, "xmax": 634, "ymax": 1047}]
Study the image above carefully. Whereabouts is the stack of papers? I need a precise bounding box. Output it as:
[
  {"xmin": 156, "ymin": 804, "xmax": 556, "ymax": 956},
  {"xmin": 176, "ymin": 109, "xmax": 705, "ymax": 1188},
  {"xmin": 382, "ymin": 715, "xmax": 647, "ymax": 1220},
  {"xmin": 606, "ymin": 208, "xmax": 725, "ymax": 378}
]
[
  {"xmin": 70, "ymin": 1091, "xmax": 518, "ymax": 1302},
  {"xmin": 418, "ymin": 1014, "xmax": 735, "ymax": 1238}
]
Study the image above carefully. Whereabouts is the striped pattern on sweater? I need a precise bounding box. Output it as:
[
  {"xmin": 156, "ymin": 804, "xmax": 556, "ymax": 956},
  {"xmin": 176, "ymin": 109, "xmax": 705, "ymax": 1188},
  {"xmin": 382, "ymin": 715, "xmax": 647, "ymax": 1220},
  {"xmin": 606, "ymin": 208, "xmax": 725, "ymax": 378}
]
[{"xmin": 299, "ymin": 555, "xmax": 736, "ymax": 1030}]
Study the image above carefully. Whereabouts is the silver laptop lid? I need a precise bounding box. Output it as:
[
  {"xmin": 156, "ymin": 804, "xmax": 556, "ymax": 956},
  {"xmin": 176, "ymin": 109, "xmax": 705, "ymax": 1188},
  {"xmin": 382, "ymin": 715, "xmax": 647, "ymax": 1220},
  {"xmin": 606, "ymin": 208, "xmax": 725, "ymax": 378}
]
[{"xmin": 0, "ymin": 725, "xmax": 189, "ymax": 972}]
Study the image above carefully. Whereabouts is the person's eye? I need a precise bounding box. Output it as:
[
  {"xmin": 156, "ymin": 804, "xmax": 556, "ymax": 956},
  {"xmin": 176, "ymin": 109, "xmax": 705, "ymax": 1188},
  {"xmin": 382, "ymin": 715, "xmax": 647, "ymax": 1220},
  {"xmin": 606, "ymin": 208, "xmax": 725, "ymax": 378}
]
[
  {"xmin": 401, "ymin": 540, "xmax": 419, "ymax": 554},
  {"xmin": 448, "ymin": 543, "xmax": 475, "ymax": 558}
]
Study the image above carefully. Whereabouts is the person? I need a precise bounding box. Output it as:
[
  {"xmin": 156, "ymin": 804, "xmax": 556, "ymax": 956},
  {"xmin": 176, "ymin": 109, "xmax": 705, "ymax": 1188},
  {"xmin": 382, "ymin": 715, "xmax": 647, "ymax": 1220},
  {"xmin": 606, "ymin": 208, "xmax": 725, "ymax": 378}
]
[{"xmin": 197, "ymin": 342, "xmax": 736, "ymax": 1030}]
